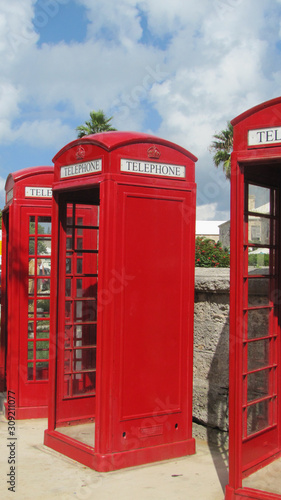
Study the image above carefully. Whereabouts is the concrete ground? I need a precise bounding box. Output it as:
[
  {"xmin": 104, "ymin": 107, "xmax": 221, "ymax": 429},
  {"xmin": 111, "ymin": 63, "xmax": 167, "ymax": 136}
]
[{"xmin": 0, "ymin": 409, "xmax": 229, "ymax": 500}]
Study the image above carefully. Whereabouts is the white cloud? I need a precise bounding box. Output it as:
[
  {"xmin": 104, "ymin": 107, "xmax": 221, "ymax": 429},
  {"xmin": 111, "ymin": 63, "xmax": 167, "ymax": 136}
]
[{"xmin": 1, "ymin": 0, "xmax": 281, "ymax": 218}]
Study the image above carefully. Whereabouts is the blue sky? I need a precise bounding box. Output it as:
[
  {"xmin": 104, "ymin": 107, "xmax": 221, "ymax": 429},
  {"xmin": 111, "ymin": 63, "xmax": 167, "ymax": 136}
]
[{"xmin": 1, "ymin": 0, "xmax": 281, "ymax": 218}]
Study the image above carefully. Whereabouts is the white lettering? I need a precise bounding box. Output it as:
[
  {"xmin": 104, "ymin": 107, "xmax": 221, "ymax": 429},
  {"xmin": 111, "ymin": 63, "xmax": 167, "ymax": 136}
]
[{"xmin": 120, "ymin": 159, "xmax": 185, "ymax": 178}]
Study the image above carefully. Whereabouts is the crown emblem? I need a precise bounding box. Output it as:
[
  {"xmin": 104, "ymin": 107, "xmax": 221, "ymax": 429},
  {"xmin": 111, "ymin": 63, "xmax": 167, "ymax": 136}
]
[
  {"xmin": 147, "ymin": 145, "xmax": 161, "ymax": 159},
  {"xmin": 76, "ymin": 145, "xmax": 86, "ymax": 160}
]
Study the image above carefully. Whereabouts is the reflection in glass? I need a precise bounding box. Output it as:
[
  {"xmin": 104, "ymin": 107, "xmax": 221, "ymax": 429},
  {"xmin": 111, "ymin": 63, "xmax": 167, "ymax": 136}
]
[
  {"xmin": 248, "ymin": 248, "xmax": 271, "ymax": 275},
  {"xmin": 37, "ymin": 238, "xmax": 51, "ymax": 255},
  {"xmin": 36, "ymin": 362, "xmax": 48, "ymax": 380},
  {"xmin": 28, "ymin": 279, "xmax": 35, "ymax": 295},
  {"xmin": 66, "ymin": 257, "xmax": 72, "ymax": 274},
  {"xmin": 248, "ymin": 278, "xmax": 270, "ymax": 306},
  {"xmin": 28, "ymin": 322, "xmax": 34, "ymax": 339},
  {"xmin": 36, "ymin": 341, "xmax": 49, "ymax": 360},
  {"xmin": 37, "ymin": 278, "xmax": 50, "ymax": 295},
  {"xmin": 65, "ymin": 279, "xmax": 71, "ymax": 297},
  {"xmin": 247, "ymin": 309, "xmax": 270, "ymax": 339},
  {"xmin": 248, "ymin": 339, "xmax": 270, "ymax": 371},
  {"xmin": 37, "ymin": 299, "xmax": 50, "ymax": 317},
  {"xmin": 28, "ymin": 300, "xmax": 34, "ymax": 317},
  {"xmin": 247, "ymin": 400, "xmax": 270, "ymax": 436},
  {"xmin": 29, "ymin": 238, "xmax": 35, "ymax": 255},
  {"xmin": 37, "ymin": 217, "xmax": 51, "ymax": 234},
  {"xmin": 248, "ymin": 185, "xmax": 271, "ymax": 214},
  {"xmin": 36, "ymin": 320, "xmax": 50, "ymax": 339},
  {"xmin": 248, "ymin": 216, "xmax": 270, "ymax": 245},
  {"xmin": 247, "ymin": 369, "xmax": 269, "ymax": 402},
  {"xmin": 29, "ymin": 216, "xmax": 35, "ymax": 234},
  {"xmin": 27, "ymin": 362, "xmax": 33, "ymax": 381},
  {"xmin": 28, "ymin": 341, "xmax": 33, "ymax": 359}
]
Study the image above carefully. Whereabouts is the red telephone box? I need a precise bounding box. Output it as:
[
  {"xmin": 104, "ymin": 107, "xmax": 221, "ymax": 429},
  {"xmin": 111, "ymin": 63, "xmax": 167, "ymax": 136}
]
[
  {"xmin": 0, "ymin": 166, "xmax": 54, "ymax": 419},
  {"xmin": 44, "ymin": 131, "xmax": 197, "ymax": 471},
  {"xmin": 226, "ymin": 97, "xmax": 281, "ymax": 499}
]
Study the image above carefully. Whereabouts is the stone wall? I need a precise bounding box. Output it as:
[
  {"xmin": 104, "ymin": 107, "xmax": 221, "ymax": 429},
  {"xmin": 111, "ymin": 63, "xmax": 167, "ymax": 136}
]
[{"xmin": 193, "ymin": 267, "xmax": 230, "ymax": 445}]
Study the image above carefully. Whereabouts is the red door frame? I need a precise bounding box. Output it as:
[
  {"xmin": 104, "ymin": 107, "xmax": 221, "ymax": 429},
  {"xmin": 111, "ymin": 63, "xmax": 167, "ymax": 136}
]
[
  {"xmin": 226, "ymin": 97, "xmax": 281, "ymax": 499},
  {"xmin": 0, "ymin": 166, "xmax": 53, "ymax": 419}
]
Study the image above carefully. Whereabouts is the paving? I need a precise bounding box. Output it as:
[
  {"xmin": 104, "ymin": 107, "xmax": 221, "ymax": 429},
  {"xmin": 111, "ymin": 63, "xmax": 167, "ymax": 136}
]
[
  {"xmin": 0, "ymin": 410, "xmax": 229, "ymax": 500},
  {"xmin": 2, "ymin": 396, "xmax": 281, "ymax": 499}
]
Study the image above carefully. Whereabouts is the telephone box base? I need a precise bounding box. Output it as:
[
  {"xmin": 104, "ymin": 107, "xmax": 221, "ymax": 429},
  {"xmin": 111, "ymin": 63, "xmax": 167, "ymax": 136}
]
[
  {"xmin": 44, "ymin": 429, "xmax": 196, "ymax": 472},
  {"xmin": 4, "ymin": 402, "xmax": 47, "ymax": 420},
  {"xmin": 225, "ymin": 485, "xmax": 281, "ymax": 500}
]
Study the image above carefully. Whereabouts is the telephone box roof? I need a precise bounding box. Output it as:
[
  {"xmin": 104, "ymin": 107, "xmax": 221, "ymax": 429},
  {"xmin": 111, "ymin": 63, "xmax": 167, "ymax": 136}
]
[
  {"xmin": 52, "ymin": 131, "xmax": 198, "ymax": 163},
  {"xmin": 231, "ymin": 96, "xmax": 281, "ymax": 126},
  {"xmin": 5, "ymin": 166, "xmax": 54, "ymax": 191}
]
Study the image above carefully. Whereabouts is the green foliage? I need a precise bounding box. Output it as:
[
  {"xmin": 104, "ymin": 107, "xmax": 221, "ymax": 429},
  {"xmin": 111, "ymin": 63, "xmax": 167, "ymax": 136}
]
[
  {"xmin": 209, "ymin": 121, "xmax": 233, "ymax": 180},
  {"xmin": 76, "ymin": 109, "xmax": 117, "ymax": 138},
  {"xmin": 195, "ymin": 237, "xmax": 230, "ymax": 267},
  {"xmin": 248, "ymin": 253, "xmax": 269, "ymax": 267}
]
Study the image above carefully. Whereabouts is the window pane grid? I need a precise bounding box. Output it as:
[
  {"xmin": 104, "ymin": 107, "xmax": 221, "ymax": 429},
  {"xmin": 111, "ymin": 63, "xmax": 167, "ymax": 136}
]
[
  {"xmin": 63, "ymin": 203, "xmax": 99, "ymax": 399},
  {"xmin": 28, "ymin": 215, "xmax": 51, "ymax": 381}
]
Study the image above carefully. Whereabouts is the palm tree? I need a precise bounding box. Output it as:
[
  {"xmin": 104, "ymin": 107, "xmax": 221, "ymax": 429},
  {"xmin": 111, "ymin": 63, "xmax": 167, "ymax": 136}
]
[
  {"xmin": 209, "ymin": 121, "xmax": 233, "ymax": 180},
  {"xmin": 76, "ymin": 110, "xmax": 117, "ymax": 138}
]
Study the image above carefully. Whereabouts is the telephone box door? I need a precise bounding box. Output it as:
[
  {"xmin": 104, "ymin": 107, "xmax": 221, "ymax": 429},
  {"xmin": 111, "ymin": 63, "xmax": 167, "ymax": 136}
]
[
  {"xmin": 55, "ymin": 198, "xmax": 99, "ymax": 426},
  {"xmin": 240, "ymin": 177, "xmax": 281, "ymax": 472},
  {"xmin": 19, "ymin": 207, "xmax": 52, "ymax": 409}
]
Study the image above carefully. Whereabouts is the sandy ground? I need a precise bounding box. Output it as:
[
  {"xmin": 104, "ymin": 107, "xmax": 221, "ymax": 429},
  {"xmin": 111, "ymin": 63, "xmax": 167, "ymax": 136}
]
[{"xmin": 0, "ymin": 411, "xmax": 228, "ymax": 500}]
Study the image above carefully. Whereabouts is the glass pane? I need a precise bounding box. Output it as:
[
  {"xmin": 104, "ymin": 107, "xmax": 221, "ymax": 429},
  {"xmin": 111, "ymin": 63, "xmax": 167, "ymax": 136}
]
[
  {"xmin": 28, "ymin": 321, "xmax": 34, "ymax": 339},
  {"xmin": 28, "ymin": 279, "xmax": 35, "ymax": 295},
  {"xmin": 76, "ymin": 278, "xmax": 98, "ymax": 298},
  {"xmin": 37, "ymin": 299, "xmax": 50, "ymax": 318},
  {"xmin": 36, "ymin": 341, "xmax": 49, "ymax": 360},
  {"xmin": 64, "ymin": 350, "xmax": 71, "ymax": 372},
  {"xmin": 76, "ymin": 237, "xmax": 83, "ymax": 250},
  {"xmin": 38, "ymin": 258, "xmax": 51, "ymax": 275},
  {"xmin": 28, "ymin": 341, "xmax": 34, "ymax": 359},
  {"xmin": 248, "ymin": 248, "xmax": 270, "ymax": 275},
  {"xmin": 29, "ymin": 216, "xmax": 35, "ymax": 234},
  {"xmin": 37, "ymin": 217, "xmax": 51, "ymax": 235},
  {"xmin": 29, "ymin": 258, "xmax": 35, "ymax": 275},
  {"xmin": 248, "ymin": 278, "xmax": 270, "ymax": 306},
  {"xmin": 29, "ymin": 238, "xmax": 35, "ymax": 255},
  {"xmin": 66, "ymin": 237, "xmax": 72, "ymax": 250},
  {"xmin": 248, "ymin": 339, "xmax": 270, "ymax": 371},
  {"xmin": 77, "ymin": 258, "xmax": 83, "ymax": 274},
  {"xmin": 80, "ymin": 348, "xmax": 96, "ymax": 371},
  {"xmin": 247, "ymin": 369, "xmax": 270, "ymax": 402},
  {"xmin": 36, "ymin": 362, "xmax": 49, "ymax": 380},
  {"xmin": 75, "ymin": 300, "xmax": 97, "ymax": 321},
  {"xmin": 37, "ymin": 278, "xmax": 50, "ymax": 295},
  {"xmin": 65, "ymin": 279, "xmax": 71, "ymax": 297},
  {"xmin": 248, "ymin": 185, "xmax": 270, "ymax": 214},
  {"xmin": 72, "ymin": 372, "xmax": 96, "ymax": 396},
  {"xmin": 248, "ymin": 309, "xmax": 270, "ymax": 339},
  {"xmin": 66, "ymin": 257, "xmax": 72, "ymax": 274},
  {"xmin": 37, "ymin": 238, "xmax": 51, "ymax": 255},
  {"xmin": 64, "ymin": 374, "xmax": 71, "ymax": 397},
  {"xmin": 247, "ymin": 400, "xmax": 270, "ymax": 436},
  {"xmin": 74, "ymin": 324, "xmax": 97, "ymax": 347},
  {"xmin": 27, "ymin": 362, "xmax": 34, "ymax": 381},
  {"xmin": 64, "ymin": 325, "xmax": 72, "ymax": 348},
  {"xmin": 65, "ymin": 302, "xmax": 72, "ymax": 322},
  {"xmin": 36, "ymin": 320, "xmax": 50, "ymax": 339},
  {"xmin": 248, "ymin": 216, "xmax": 270, "ymax": 245},
  {"xmin": 28, "ymin": 300, "xmax": 34, "ymax": 317}
]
